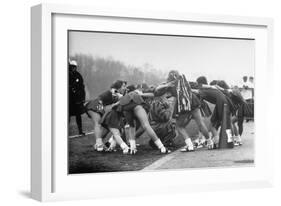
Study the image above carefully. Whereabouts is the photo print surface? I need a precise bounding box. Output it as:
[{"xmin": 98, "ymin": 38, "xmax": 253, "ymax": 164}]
[{"xmin": 68, "ymin": 31, "xmax": 255, "ymax": 174}]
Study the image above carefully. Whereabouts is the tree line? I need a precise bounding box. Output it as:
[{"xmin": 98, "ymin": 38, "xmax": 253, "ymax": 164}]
[{"xmin": 70, "ymin": 54, "xmax": 166, "ymax": 100}]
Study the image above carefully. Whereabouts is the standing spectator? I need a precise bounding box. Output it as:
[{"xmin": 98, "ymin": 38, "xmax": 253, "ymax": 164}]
[
  {"xmin": 239, "ymin": 75, "xmax": 254, "ymax": 123},
  {"xmin": 240, "ymin": 76, "xmax": 252, "ymax": 100},
  {"xmin": 69, "ymin": 60, "xmax": 86, "ymax": 136},
  {"xmin": 248, "ymin": 76, "xmax": 254, "ymax": 98}
]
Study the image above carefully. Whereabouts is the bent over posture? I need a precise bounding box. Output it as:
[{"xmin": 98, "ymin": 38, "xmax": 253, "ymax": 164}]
[
  {"xmin": 103, "ymin": 86, "xmax": 171, "ymax": 154},
  {"xmin": 85, "ymin": 80, "xmax": 127, "ymax": 151},
  {"xmin": 155, "ymin": 70, "xmax": 214, "ymax": 151}
]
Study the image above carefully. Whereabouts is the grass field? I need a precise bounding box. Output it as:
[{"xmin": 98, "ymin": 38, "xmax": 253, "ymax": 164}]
[{"xmin": 68, "ymin": 114, "xmax": 211, "ymax": 174}]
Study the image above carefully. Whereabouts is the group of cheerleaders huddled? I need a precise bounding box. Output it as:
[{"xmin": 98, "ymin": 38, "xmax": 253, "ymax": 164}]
[{"xmin": 85, "ymin": 70, "xmax": 251, "ymax": 155}]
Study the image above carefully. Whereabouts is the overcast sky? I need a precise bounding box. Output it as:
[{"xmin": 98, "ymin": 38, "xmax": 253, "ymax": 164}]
[{"xmin": 69, "ymin": 31, "xmax": 255, "ymax": 86}]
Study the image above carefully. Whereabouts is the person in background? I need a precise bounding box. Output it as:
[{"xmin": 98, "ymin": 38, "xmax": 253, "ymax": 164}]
[
  {"xmin": 248, "ymin": 76, "xmax": 254, "ymax": 87},
  {"xmin": 248, "ymin": 76, "xmax": 254, "ymax": 98},
  {"xmin": 242, "ymin": 76, "xmax": 248, "ymax": 86},
  {"xmin": 240, "ymin": 76, "xmax": 252, "ymax": 100},
  {"xmin": 69, "ymin": 60, "xmax": 86, "ymax": 136},
  {"xmin": 240, "ymin": 76, "xmax": 254, "ymax": 122}
]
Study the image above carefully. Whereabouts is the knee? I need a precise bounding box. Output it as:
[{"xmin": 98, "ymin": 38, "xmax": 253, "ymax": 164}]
[
  {"xmin": 141, "ymin": 122, "xmax": 150, "ymax": 131},
  {"xmin": 91, "ymin": 119, "xmax": 101, "ymax": 129}
]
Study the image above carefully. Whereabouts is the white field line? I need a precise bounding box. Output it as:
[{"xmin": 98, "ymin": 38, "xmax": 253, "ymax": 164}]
[
  {"xmin": 68, "ymin": 131, "xmax": 95, "ymax": 139},
  {"xmin": 141, "ymin": 148, "xmax": 182, "ymax": 171}
]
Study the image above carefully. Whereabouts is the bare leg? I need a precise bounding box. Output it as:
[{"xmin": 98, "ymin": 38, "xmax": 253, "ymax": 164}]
[
  {"xmin": 176, "ymin": 119, "xmax": 194, "ymax": 152},
  {"xmin": 88, "ymin": 111, "xmax": 103, "ymax": 150},
  {"xmin": 124, "ymin": 124, "xmax": 137, "ymax": 154},
  {"xmin": 191, "ymin": 108, "xmax": 210, "ymax": 139},
  {"xmin": 232, "ymin": 116, "xmax": 239, "ymax": 137},
  {"xmin": 134, "ymin": 105, "xmax": 169, "ymax": 153},
  {"xmin": 192, "ymin": 108, "xmax": 215, "ymax": 149},
  {"xmin": 232, "ymin": 116, "xmax": 242, "ymax": 145},
  {"xmin": 134, "ymin": 105, "xmax": 159, "ymax": 142},
  {"xmin": 109, "ymin": 128, "xmax": 129, "ymax": 154},
  {"xmin": 237, "ymin": 116, "xmax": 244, "ymax": 136},
  {"xmin": 210, "ymin": 126, "xmax": 218, "ymax": 139},
  {"xmin": 128, "ymin": 126, "xmax": 137, "ymax": 154}
]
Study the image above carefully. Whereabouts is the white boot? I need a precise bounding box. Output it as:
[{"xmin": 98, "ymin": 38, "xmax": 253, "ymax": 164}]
[
  {"xmin": 120, "ymin": 142, "xmax": 129, "ymax": 154},
  {"xmin": 94, "ymin": 143, "xmax": 105, "ymax": 152},
  {"xmin": 234, "ymin": 135, "xmax": 242, "ymax": 146},
  {"xmin": 106, "ymin": 136, "xmax": 117, "ymax": 152},
  {"xmin": 94, "ymin": 138, "xmax": 105, "ymax": 152},
  {"xmin": 160, "ymin": 146, "xmax": 171, "ymax": 154},
  {"xmin": 129, "ymin": 139, "xmax": 137, "ymax": 155},
  {"xmin": 154, "ymin": 139, "xmax": 171, "ymax": 154},
  {"xmin": 180, "ymin": 138, "xmax": 194, "ymax": 152},
  {"xmin": 206, "ymin": 138, "xmax": 214, "ymax": 150}
]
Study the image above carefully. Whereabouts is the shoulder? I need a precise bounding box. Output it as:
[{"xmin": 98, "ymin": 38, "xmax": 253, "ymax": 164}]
[{"xmin": 99, "ymin": 90, "xmax": 112, "ymax": 98}]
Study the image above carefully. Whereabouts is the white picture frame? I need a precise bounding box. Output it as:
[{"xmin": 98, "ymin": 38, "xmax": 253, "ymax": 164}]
[{"xmin": 31, "ymin": 3, "xmax": 274, "ymax": 202}]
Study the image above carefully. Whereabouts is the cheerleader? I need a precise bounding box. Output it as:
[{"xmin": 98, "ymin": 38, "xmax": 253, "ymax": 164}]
[
  {"xmin": 195, "ymin": 76, "xmax": 235, "ymax": 147},
  {"xmin": 210, "ymin": 80, "xmax": 249, "ymax": 146},
  {"xmin": 85, "ymin": 80, "xmax": 127, "ymax": 151},
  {"xmin": 106, "ymin": 85, "xmax": 170, "ymax": 154},
  {"xmin": 155, "ymin": 70, "xmax": 214, "ymax": 151}
]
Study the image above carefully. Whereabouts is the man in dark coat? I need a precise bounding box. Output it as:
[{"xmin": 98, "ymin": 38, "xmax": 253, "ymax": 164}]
[{"xmin": 69, "ymin": 60, "xmax": 86, "ymax": 135}]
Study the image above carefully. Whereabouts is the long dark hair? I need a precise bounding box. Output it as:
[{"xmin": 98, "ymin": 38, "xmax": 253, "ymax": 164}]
[
  {"xmin": 210, "ymin": 80, "xmax": 230, "ymax": 89},
  {"xmin": 196, "ymin": 76, "xmax": 208, "ymax": 85},
  {"xmin": 110, "ymin": 80, "xmax": 127, "ymax": 90},
  {"xmin": 167, "ymin": 70, "xmax": 180, "ymax": 82},
  {"xmin": 217, "ymin": 80, "xmax": 230, "ymax": 89}
]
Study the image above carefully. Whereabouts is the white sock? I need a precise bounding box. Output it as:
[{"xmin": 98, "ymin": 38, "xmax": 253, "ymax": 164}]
[
  {"xmin": 108, "ymin": 136, "xmax": 114, "ymax": 143},
  {"xmin": 154, "ymin": 139, "xmax": 164, "ymax": 149},
  {"xmin": 109, "ymin": 136, "xmax": 116, "ymax": 148},
  {"xmin": 120, "ymin": 142, "xmax": 128, "ymax": 150},
  {"xmin": 96, "ymin": 138, "xmax": 103, "ymax": 146},
  {"xmin": 226, "ymin": 129, "xmax": 233, "ymax": 143},
  {"xmin": 185, "ymin": 138, "xmax": 194, "ymax": 149},
  {"xmin": 129, "ymin": 139, "xmax": 136, "ymax": 149},
  {"xmin": 213, "ymin": 136, "xmax": 219, "ymax": 144},
  {"xmin": 235, "ymin": 135, "xmax": 242, "ymax": 142}
]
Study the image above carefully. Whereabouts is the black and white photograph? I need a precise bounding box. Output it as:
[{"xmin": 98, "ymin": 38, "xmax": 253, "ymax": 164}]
[{"xmin": 68, "ymin": 31, "xmax": 255, "ymax": 174}]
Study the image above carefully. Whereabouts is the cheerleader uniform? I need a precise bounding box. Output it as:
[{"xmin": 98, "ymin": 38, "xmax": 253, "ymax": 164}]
[
  {"xmin": 155, "ymin": 84, "xmax": 201, "ymax": 127},
  {"xmin": 118, "ymin": 91, "xmax": 147, "ymax": 128},
  {"xmin": 198, "ymin": 87, "xmax": 233, "ymax": 129},
  {"xmin": 98, "ymin": 91, "xmax": 148, "ymax": 130},
  {"xmin": 86, "ymin": 90, "xmax": 118, "ymax": 116}
]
